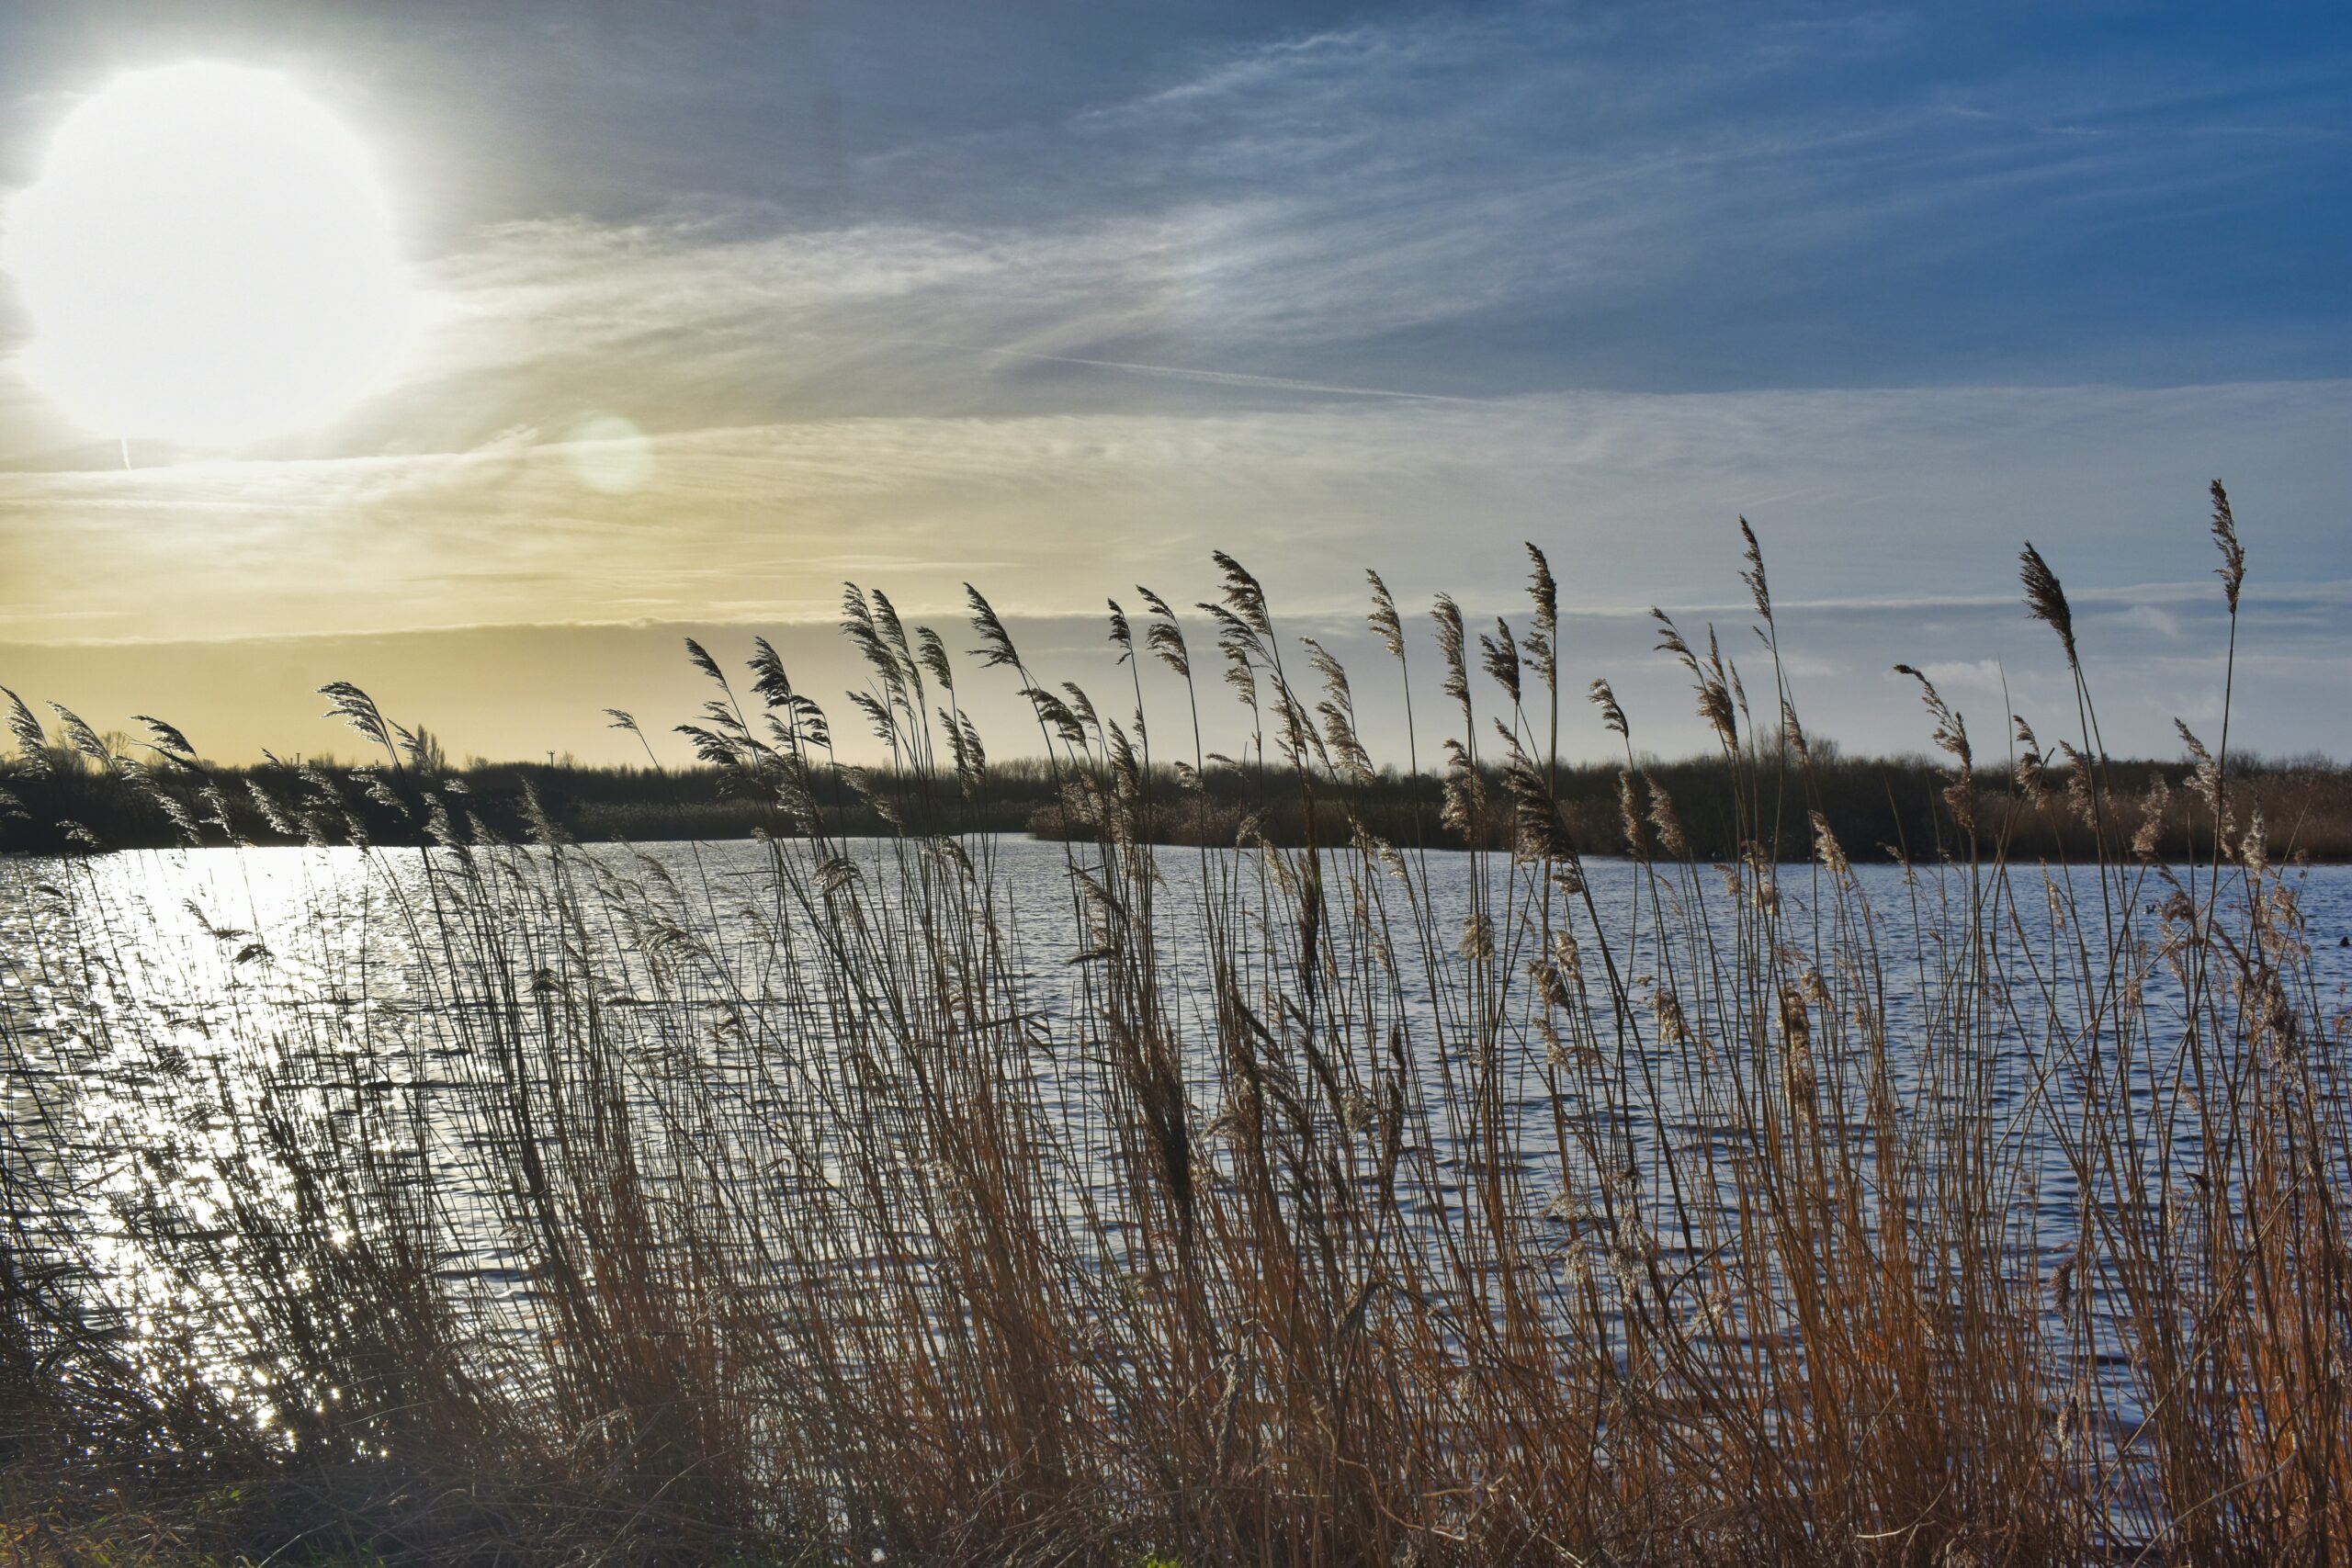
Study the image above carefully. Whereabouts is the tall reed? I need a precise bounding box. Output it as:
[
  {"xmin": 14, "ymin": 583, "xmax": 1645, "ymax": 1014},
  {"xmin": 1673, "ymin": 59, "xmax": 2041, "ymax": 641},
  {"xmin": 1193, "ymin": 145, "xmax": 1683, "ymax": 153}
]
[{"xmin": 1, "ymin": 485, "xmax": 2345, "ymax": 1565}]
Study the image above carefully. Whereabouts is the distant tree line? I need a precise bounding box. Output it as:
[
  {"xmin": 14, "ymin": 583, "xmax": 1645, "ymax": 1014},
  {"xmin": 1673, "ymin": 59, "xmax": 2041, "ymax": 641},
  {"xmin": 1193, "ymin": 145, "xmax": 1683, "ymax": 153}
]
[{"xmin": 4, "ymin": 735, "xmax": 2349, "ymax": 864}]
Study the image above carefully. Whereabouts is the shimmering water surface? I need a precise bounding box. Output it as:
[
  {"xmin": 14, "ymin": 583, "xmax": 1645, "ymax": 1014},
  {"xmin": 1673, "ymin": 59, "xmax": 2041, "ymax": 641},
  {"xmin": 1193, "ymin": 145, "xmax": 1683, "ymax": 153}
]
[{"xmin": 5, "ymin": 837, "xmax": 2348, "ymax": 1437}]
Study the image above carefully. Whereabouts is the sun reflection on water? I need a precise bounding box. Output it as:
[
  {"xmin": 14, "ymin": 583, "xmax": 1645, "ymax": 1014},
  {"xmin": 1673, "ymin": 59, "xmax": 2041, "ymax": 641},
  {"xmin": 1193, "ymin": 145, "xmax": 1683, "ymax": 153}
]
[{"xmin": 5, "ymin": 836, "xmax": 2348, "ymax": 1468}]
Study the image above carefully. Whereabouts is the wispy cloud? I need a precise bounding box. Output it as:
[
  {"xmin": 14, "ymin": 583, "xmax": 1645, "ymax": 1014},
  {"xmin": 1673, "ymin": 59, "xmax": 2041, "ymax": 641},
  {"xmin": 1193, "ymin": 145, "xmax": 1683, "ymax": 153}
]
[
  {"xmin": 0, "ymin": 2, "xmax": 2345, "ymax": 761},
  {"xmin": 5, "ymin": 378, "xmax": 2344, "ymax": 642},
  {"xmin": 303, "ymin": 4, "xmax": 2347, "ymax": 434}
]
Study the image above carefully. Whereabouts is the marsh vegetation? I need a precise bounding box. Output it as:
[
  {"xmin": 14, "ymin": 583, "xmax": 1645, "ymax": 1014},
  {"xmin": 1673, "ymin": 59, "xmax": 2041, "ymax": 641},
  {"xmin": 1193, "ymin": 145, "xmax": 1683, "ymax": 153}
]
[{"xmin": 2, "ymin": 485, "xmax": 2346, "ymax": 1565}]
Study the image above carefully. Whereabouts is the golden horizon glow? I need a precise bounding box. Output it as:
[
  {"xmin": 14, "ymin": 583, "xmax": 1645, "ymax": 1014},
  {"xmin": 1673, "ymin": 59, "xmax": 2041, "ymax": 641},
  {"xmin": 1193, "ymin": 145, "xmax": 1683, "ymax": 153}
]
[{"xmin": 2, "ymin": 62, "xmax": 413, "ymax": 447}]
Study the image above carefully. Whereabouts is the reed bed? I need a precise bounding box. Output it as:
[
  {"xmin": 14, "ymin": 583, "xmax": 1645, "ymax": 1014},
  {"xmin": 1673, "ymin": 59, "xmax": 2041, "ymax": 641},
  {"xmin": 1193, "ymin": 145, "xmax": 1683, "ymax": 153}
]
[{"xmin": 1, "ymin": 483, "xmax": 2346, "ymax": 1566}]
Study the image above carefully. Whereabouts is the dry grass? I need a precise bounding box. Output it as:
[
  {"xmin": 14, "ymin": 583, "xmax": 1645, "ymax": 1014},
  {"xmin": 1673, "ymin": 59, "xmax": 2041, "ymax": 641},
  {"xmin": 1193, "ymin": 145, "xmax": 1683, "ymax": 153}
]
[{"xmin": 2, "ymin": 484, "xmax": 2346, "ymax": 1566}]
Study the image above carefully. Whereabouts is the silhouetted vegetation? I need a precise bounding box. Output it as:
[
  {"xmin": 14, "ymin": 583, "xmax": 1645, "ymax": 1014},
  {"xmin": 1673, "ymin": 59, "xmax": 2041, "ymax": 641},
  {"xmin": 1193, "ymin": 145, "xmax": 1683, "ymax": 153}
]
[
  {"xmin": 7, "ymin": 736, "xmax": 2352, "ymax": 864},
  {"xmin": 4, "ymin": 486, "xmax": 2347, "ymax": 1565}
]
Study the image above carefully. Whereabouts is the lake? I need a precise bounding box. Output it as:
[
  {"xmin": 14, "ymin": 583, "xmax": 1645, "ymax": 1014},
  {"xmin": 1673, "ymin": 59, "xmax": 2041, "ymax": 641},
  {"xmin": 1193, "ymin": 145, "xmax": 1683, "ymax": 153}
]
[{"xmin": 5, "ymin": 834, "xmax": 2348, "ymax": 1451}]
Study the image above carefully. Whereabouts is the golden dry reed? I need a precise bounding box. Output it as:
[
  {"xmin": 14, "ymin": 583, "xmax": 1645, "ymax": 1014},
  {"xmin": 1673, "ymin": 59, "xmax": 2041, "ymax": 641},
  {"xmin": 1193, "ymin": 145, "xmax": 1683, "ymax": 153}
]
[{"xmin": 1, "ymin": 482, "xmax": 2345, "ymax": 1566}]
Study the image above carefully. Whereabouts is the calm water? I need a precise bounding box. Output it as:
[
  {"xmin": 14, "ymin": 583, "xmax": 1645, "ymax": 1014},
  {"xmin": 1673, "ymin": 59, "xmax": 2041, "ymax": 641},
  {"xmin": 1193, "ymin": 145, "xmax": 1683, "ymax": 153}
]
[{"xmin": 5, "ymin": 836, "xmax": 2349, "ymax": 1429}]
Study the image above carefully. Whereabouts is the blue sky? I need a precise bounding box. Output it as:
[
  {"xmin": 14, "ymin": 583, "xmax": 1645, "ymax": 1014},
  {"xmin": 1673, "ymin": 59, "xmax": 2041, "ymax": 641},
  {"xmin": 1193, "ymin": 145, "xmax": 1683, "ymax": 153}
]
[
  {"xmin": 0, "ymin": 1, "xmax": 2346, "ymax": 763},
  {"xmin": 11, "ymin": 0, "xmax": 2331, "ymax": 393}
]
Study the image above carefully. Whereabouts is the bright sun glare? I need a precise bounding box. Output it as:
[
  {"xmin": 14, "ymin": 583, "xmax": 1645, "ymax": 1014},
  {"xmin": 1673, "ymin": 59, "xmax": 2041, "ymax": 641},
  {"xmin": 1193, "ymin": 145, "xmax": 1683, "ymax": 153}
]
[{"xmin": 2, "ymin": 62, "xmax": 412, "ymax": 447}]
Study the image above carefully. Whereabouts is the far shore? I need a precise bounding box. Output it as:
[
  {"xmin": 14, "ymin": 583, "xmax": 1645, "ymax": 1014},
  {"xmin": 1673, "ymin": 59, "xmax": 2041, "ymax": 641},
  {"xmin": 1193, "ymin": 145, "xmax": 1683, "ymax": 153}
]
[{"xmin": 6, "ymin": 746, "xmax": 2350, "ymax": 863}]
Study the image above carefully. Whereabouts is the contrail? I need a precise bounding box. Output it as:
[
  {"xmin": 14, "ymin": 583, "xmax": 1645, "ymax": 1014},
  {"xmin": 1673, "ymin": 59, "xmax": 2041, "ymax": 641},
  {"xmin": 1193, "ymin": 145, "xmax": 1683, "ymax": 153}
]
[{"xmin": 882, "ymin": 335, "xmax": 1484, "ymax": 403}]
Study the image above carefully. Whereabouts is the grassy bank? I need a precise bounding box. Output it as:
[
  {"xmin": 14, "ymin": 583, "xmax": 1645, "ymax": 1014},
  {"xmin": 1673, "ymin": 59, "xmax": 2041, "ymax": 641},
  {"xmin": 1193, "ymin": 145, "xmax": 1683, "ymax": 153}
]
[{"xmin": 3, "ymin": 485, "xmax": 2347, "ymax": 1565}]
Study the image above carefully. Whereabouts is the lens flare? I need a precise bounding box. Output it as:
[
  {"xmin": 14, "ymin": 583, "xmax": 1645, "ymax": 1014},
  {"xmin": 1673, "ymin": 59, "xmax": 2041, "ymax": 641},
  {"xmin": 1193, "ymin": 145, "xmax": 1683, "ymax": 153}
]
[{"xmin": 564, "ymin": 413, "xmax": 655, "ymax": 493}]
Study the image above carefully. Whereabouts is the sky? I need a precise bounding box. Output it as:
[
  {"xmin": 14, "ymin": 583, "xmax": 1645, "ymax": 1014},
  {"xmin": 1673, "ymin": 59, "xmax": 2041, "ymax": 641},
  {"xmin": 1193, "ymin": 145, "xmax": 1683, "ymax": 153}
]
[{"xmin": 0, "ymin": 0, "xmax": 2346, "ymax": 767}]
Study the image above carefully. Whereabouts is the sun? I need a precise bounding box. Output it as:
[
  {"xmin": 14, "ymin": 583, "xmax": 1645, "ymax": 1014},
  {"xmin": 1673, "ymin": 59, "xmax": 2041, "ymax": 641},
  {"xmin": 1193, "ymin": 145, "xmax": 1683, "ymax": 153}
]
[{"xmin": 1, "ymin": 62, "xmax": 413, "ymax": 447}]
